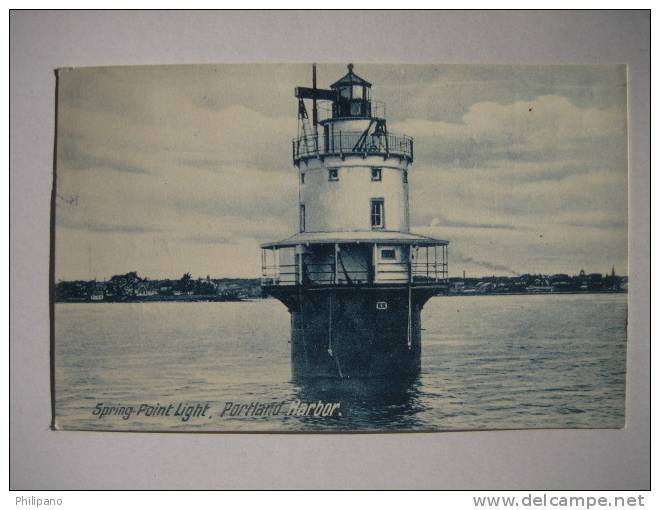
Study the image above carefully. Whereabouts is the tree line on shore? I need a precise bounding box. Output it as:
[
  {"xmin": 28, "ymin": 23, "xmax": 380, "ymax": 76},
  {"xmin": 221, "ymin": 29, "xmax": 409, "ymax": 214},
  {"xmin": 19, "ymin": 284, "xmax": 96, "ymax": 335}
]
[
  {"xmin": 447, "ymin": 269, "xmax": 627, "ymax": 295},
  {"xmin": 55, "ymin": 268, "xmax": 627, "ymax": 302},
  {"xmin": 55, "ymin": 271, "xmax": 262, "ymax": 302}
]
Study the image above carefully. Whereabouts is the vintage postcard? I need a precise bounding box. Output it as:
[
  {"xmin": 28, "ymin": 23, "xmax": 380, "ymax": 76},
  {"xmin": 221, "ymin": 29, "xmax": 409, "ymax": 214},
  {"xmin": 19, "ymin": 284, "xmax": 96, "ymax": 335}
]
[{"xmin": 52, "ymin": 64, "xmax": 628, "ymax": 432}]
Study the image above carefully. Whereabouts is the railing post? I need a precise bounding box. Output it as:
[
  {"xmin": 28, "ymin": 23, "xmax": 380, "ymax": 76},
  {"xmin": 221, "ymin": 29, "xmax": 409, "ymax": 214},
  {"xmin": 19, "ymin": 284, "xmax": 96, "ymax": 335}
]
[
  {"xmin": 261, "ymin": 249, "xmax": 265, "ymax": 281},
  {"xmin": 295, "ymin": 250, "xmax": 300, "ymax": 285},
  {"xmin": 334, "ymin": 243, "xmax": 338, "ymax": 285}
]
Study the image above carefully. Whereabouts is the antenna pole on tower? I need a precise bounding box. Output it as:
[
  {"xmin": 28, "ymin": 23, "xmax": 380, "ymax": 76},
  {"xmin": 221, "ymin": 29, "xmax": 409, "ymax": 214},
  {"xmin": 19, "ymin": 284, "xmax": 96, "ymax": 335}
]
[
  {"xmin": 312, "ymin": 64, "xmax": 319, "ymax": 152},
  {"xmin": 312, "ymin": 64, "xmax": 318, "ymax": 129}
]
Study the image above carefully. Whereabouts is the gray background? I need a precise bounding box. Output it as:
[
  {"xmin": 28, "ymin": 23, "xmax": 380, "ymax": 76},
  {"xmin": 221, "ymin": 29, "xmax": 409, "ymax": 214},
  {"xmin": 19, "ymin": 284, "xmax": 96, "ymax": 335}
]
[{"xmin": 10, "ymin": 10, "xmax": 650, "ymax": 489}]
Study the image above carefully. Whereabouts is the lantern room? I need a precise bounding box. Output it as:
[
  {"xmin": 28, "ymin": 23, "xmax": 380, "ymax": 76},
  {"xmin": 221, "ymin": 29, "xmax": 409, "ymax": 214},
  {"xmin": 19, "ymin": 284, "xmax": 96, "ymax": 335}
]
[{"xmin": 330, "ymin": 63, "xmax": 372, "ymax": 119}]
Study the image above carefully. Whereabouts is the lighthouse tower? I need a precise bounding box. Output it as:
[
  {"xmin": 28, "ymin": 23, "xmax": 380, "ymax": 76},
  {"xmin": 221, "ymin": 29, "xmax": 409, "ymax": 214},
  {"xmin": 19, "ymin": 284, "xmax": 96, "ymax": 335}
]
[{"xmin": 261, "ymin": 64, "xmax": 448, "ymax": 379}]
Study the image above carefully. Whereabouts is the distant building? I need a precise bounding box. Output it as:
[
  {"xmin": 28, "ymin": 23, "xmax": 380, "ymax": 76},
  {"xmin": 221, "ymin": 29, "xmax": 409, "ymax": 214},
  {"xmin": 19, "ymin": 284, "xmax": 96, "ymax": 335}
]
[
  {"xmin": 108, "ymin": 271, "xmax": 142, "ymax": 298},
  {"xmin": 89, "ymin": 281, "xmax": 105, "ymax": 301},
  {"xmin": 135, "ymin": 282, "xmax": 157, "ymax": 297}
]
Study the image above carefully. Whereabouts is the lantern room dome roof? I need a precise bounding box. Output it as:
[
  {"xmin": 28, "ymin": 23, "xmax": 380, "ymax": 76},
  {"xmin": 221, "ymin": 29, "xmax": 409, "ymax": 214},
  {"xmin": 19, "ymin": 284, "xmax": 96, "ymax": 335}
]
[{"xmin": 330, "ymin": 63, "xmax": 372, "ymax": 89}]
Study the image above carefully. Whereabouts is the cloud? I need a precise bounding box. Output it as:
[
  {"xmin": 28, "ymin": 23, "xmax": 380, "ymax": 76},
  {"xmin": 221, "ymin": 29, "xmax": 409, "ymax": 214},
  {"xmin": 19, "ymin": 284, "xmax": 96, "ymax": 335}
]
[
  {"xmin": 185, "ymin": 233, "xmax": 238, "ymax": 245},
  {"xmin": 392, "ymin": 95, "xmax": 626, "ymax": 171},
  {"xmin": 61, "ymin": 222, "xmax": 167, "ymax": 234},
  {"xmin": 54, "ymin": 64, "xmax": 628, "ymax": 280},
  {"xmin": 428, "ymin": 215, "xmax": 523, "ymax": 231},
  {"xmin": 376, "ymin": 64, "xmax": 627, "ymax": 124},
  {"xmin": 411, "ymin": 167, "xmax": 626, "ymax": 239},
  {"xmin": 59, "ymin": 137, "xmax": 149, "ymax": 174}
]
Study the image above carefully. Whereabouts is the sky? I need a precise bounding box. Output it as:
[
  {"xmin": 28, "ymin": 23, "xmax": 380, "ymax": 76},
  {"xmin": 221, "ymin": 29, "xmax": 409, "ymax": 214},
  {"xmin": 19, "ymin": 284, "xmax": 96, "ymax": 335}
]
[{"xmin": 54, "ymin": 64, "xmax": 628, "ymax": 281}]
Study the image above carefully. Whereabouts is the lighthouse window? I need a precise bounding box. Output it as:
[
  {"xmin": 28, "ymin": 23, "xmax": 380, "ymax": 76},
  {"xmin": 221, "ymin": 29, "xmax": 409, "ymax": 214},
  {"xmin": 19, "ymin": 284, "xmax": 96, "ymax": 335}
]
[
  {"xmin": 371, "ymin": 167, "xmax": 382, "ymax": 181},
  {"xmin": 403, "ymin": 170, "xmax": 408, "ymax": 183},
  {"xmin": 300, "ymin": 173, "xmax": 305, "ymax": 184},
  {"xmin": 370, "ymin": 199, "xmax": 384, "ymax": 229},
  {"xmin": 380, "ymin": 249, "xmax": 396, "ymax": 260},
  {"xmin": 328, "ymin": 168, "xmax": 339, "ymax": 181},
  {"xmin": 299, "ymin": 204, "xmax": 305, "ymax": 232}
]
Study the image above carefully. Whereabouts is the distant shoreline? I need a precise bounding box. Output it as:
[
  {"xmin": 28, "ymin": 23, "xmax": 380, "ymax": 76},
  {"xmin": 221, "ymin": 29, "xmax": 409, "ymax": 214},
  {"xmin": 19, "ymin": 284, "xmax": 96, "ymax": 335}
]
[
  {"xmin": 55, "ymin": 294, "xmax": 250, "ymax": 304},
  {"xmin": 55, "ymin": 289, "xmax": 627, "ymax": 304},
  {"xmin": 447, "ymin": 289, "xmax": 627, "ymax": 297}
]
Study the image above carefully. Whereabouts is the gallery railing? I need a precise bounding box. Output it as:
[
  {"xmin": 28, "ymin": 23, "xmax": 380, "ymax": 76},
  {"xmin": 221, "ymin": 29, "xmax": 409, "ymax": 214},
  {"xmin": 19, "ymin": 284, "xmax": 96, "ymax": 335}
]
[
  {"xmin": 261, "ymin": 260, "xmax": 448, "ymax": 287},
  {"xmin": 293, "ymin": 130, "xmax": 413, "ymax": 164},
  {"xmin": 261, "ymin": 263, "xmax": 370, "ymax": 286},
  {"xmin": 411, "ymin": 262, "xmax": 448, "ymax": 283},
  {"xmin": 411, "ymin": 244, "xmax": 449, "ymax": 283}
]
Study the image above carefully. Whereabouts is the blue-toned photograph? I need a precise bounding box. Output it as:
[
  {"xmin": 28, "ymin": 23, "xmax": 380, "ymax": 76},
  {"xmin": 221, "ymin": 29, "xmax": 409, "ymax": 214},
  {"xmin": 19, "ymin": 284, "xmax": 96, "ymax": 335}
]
[{"xmin": 53, "ymin": 63, "xmax": 628, "ymax": 432}]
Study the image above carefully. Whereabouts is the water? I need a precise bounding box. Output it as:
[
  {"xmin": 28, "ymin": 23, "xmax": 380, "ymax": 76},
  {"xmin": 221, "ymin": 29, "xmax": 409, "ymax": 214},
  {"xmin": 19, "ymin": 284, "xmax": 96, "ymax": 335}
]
[{"xmin": 54, "ymin": 293, "xmax": 627, "ymax": 431}]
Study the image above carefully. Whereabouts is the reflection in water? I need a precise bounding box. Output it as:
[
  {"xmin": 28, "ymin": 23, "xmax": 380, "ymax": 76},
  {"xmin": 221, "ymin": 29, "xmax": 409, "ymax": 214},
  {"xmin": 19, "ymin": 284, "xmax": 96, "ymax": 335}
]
[{"xmin": 291, "ymin": 374, "xmax": 427, "ymax": 430}]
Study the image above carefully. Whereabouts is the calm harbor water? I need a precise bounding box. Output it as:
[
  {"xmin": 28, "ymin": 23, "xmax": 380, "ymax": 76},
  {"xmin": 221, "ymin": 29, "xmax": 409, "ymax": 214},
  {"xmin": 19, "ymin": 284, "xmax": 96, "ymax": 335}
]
[{"xmin": 54, "ymin": 293, "xmax": 627, "ymax": 432}]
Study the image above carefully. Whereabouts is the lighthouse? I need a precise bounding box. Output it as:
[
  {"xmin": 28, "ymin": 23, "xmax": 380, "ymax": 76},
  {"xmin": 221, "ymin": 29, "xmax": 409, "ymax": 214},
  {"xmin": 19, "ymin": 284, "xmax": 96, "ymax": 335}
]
[{"xmin": 261, "ymin": 64, "xmax": 448, "ymax": 379}]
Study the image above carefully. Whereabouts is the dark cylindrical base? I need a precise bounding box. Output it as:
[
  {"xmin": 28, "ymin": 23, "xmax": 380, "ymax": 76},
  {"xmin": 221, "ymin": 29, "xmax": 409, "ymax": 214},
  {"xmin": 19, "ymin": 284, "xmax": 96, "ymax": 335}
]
[{"xmin": 288, "ymin": 288, "xmax": 423, "ymax": 379}]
